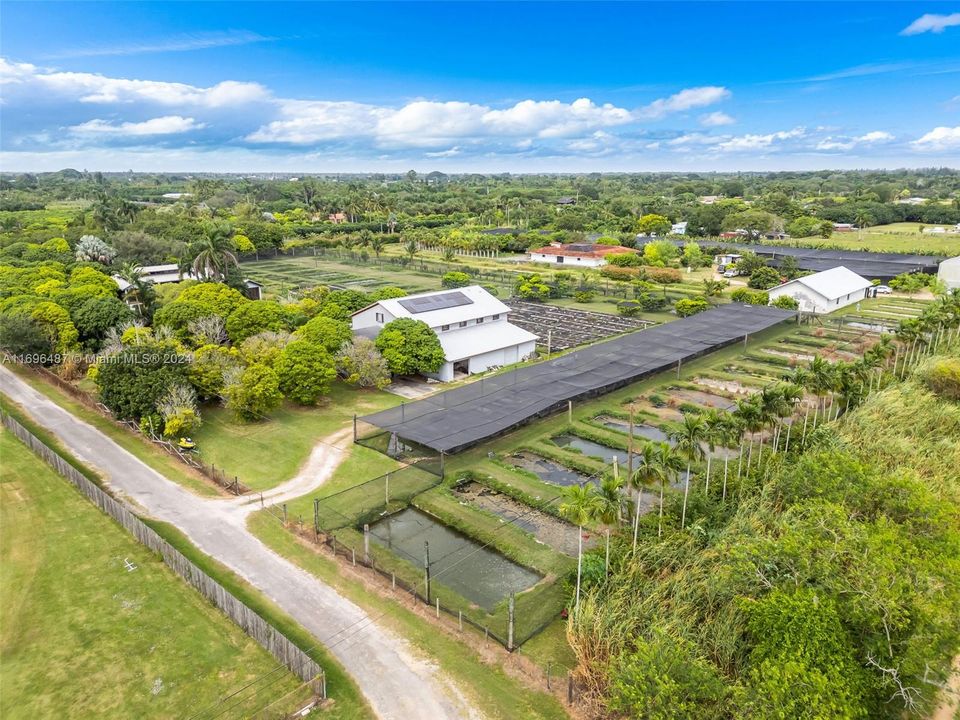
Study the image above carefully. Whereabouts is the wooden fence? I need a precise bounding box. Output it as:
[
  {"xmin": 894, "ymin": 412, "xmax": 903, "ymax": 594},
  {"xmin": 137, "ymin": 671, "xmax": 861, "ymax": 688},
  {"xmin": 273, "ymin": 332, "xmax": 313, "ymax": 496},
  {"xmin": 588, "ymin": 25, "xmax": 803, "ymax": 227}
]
[
  {"xmin": 0, "ymin": 410, "xmax": 324, "ymax": 690},
  {"xmin": 19, "ymin": 363, "xmax": 249, "ymax": 495}
]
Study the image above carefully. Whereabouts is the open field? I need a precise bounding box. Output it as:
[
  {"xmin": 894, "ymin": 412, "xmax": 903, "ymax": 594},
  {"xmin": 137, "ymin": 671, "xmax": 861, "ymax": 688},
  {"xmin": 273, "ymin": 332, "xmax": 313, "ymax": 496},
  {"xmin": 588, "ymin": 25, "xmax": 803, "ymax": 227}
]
[
  {"xmin": 245, "ymin": 247, "xmax": 722, "ymax": 320},
  {"xmin": 190, "ymin": 384, "xmax": 401, "ymax": 491},
  {"xmin": 777, "ymin": 222, "xmax": 960, "ymax": 255},
  {"xmin": 0, "ymin": 429, "xmax": 304, "ymax": 719}
]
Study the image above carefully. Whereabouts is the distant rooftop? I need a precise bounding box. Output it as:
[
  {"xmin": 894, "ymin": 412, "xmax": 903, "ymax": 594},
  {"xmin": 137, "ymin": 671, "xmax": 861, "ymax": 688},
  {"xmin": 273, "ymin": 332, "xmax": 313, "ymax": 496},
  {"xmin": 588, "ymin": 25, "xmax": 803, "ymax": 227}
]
[{"xmin": 532, "ymin": 243, "xmax": 635, "ymax": 258}]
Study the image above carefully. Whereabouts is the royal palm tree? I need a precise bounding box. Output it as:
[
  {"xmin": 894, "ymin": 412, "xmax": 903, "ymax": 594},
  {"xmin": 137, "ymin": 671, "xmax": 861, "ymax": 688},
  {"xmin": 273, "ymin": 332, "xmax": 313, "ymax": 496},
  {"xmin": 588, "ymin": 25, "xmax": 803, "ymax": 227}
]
[
  {"xmin": 667, "ymin": 413, "xmax": 707, "ymax": 529},
  {"xmin": 775, "ymin": 383, "xmax": 804, "ymax": 449},
  {"xmin": 718, "ymin": 413, "xmax": 743, "ymax": 501},
  {"xmin": 734, "ymin": 396, "xmax": 765, "ymax": 473},
  {"xmin": 653, "ymin": 442, "xmax": 682, "ymax": 537},
  {"xmin": 808, "ymin": 355, "xmax": 838, "ymax": 416},
  {"xmin": 559, "ymin": 484, "xmax": 601, "ymax": 612},
  {"xmin": 629, "ymin": 443, "xmax": 665, "ymax": 548},
  {"xmin": 757, "ymin": 385, "xmax": 791, "ymax": 453},
  {"xmin": 190, "ymin": 222, "xmax": 239, "ymax": 281},
  {"xmin": 701, "ymin": 409, "xmax": 727, "ymax": 495}
]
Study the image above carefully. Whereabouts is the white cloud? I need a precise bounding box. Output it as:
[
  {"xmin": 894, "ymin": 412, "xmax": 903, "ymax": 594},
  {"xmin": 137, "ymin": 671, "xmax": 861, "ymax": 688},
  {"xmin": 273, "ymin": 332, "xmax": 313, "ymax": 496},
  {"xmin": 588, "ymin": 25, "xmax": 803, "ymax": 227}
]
[
  {"xmin": 901, "ymin": 13, "xmax": 960, "ymax": 35},
  {"xmin": 565, "ymin": 131, "xmax": 619, "ymax": 153},
  {"xmin": 425, "ymin": 146, "xmax": 461, "ymax": 158},
  {"xmin": 911, "ymin": 126, "xmax": 960, "ymax": 151},
  {"xmin": 484, "ymin": 98, "xmax": 632, "ymax": 138},
  {"xmin": 248, "ymin": 96, "xmax": 635, "ymax": 147},
  {"xmin": 716, "ymin": 127, "xmax": 805, "ymax": 152},
  {"xmin": 859, "ymin": 130, "xmax": 895, "ymax": 143},
  {"xmin": 815, "ymin": 130, "xmax": 894, "ymax": 151},
  {"xmin": 376, "ymin": 101, "xmax": 488, "ymax": 147},
  {"xmin": 246, "ymin": 100, "xmax": 386, "ymax": 143},
  {"xmin": 699, "ymin": 111, "xmax": 735, "ymax": 127},
  {"xmin": 70, "ymin": 115, "xmax": 206, "ymax": 136},
  {"xmin": 0, "ymin": 58, "xmax": 268, "ymax": 107},
  {"xmin": 636, "ymin": 86, "xmax": 730, "ymax": 119},
  {"xmin": 667, "ymin": 132, "xmax": 726, "ymax": 147}
]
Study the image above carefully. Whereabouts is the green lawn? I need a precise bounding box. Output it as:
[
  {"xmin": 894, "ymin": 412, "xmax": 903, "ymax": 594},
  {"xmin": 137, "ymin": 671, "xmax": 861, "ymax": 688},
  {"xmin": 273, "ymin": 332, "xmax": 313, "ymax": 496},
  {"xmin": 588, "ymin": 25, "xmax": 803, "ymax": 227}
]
[
  {"xmin": 0, "ymin": 429, "xmax": 304, "ymax": 719},
  {"xmin": 774, "ymin": 222, "xmax": 960, "ymax": 255},
  {"xmin": 191, "ymin": 384, "xmax": 401, "ymax": 491}
]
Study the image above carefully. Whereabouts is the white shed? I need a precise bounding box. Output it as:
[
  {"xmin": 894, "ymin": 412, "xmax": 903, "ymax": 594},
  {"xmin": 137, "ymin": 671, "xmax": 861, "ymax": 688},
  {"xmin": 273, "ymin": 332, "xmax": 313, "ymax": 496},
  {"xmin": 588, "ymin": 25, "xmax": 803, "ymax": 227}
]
[
  {"xmin": 352, "ymin": 285, "xmax": 538, "ymax": 382},
  {"xmin": 767, "ymin": 266, "xmax": 872, "ymax": 315},
  {"xmin": 938, "ymin": 256, "xmax": 960, "ymax": 290}
]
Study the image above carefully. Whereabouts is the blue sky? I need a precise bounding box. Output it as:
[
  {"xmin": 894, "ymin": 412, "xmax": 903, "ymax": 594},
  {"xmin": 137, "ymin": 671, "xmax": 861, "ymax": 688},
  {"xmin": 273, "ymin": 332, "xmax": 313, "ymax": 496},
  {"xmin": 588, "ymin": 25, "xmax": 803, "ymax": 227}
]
[{"xmin": 2, "ymin": 1, "xmax": 959, "ymax": 172}]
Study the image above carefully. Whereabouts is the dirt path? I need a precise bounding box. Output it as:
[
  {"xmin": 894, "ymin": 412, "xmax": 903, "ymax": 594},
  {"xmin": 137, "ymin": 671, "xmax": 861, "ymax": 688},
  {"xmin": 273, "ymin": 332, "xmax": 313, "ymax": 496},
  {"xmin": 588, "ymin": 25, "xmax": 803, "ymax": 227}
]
[
  {"xmin": 0, "ymin": 366, "xmax": 480, "ymax": 720},
  {"xmin": 230, "ymin": 426, "xmax": 354, "ymax": 511}
]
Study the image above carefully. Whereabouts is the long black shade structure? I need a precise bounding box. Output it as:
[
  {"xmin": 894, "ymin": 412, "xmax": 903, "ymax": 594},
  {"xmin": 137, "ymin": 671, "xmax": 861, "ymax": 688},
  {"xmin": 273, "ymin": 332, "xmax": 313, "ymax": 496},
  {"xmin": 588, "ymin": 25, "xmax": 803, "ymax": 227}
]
[{"xmin": 360, "ymin": 303, "xmax": 795, "ymax": 454}]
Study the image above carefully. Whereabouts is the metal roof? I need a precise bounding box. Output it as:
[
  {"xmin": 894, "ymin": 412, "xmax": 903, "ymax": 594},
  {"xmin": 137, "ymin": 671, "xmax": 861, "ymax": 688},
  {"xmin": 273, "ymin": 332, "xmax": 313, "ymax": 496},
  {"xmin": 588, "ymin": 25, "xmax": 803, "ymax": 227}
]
[{"xmin": 770, "ymin": 266, "xmax": 872, "ymax": 300}]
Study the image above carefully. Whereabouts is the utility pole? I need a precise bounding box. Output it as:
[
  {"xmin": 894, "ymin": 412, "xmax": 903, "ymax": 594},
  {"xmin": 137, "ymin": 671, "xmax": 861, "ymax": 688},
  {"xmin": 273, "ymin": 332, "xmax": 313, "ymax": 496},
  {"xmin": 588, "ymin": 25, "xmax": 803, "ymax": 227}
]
[{"xmin": 423, "ymin": 541, "xmax": 431, "ymax": 604}]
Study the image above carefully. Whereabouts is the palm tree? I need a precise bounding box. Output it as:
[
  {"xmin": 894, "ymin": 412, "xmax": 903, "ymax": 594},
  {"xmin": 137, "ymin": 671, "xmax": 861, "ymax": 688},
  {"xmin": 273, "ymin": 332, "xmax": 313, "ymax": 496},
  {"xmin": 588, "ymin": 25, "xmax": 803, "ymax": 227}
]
[
  {"xmin": 370, "ymin": 235, "xmax": 385, "ymax": 261},
  {"xmin": 734, "ymin": 396, "xmax": 765, "ymax": 473},
  {"xmin": 558, "ymin": 484, "xmax": 601, "ymax": 612},
  {"xmin": 190, "ymin": 222, "xmax": 238, "ymax": 281},
  {"xmin": 854, "ymin": 210, "xmax": 871, "ymax": 241},
  {"xmin": 718, "ymin": 414, "xmax": 743, "ymax": 501},
  {"xmin": 651, "ymin": 442, "xmax": 680, "ymax": 537},
  {"xmin": 775, "ymin": 383, "xmax": 804, "ymax": 449},
  {"xmin": 595, "ymin": 475, "xmax": 624, "ymax": 527},
  {"xmin": 403, "ymin": 238, "xmax": 419, "ymax": 263},
  {"xmin": 701, "ymin": 409, "xmax": 727, "ymax": 495},
  {"xmin": 116, "ymin": 262, "xmax": 156, "ymax": 320},
  {"xmin": 807, "ymin": 355, "xmax": 837, "ymax": 416},
  {"xmin": 629, "ymin": 444, "xmax": 664, "ymax": 548},
  {"xmin": 667, "ymin": 413, "xmax": 707, "ymax": 529},
  {"xmin": 757, "ymin": 385, "xmax": 790, "ymax": 454}
]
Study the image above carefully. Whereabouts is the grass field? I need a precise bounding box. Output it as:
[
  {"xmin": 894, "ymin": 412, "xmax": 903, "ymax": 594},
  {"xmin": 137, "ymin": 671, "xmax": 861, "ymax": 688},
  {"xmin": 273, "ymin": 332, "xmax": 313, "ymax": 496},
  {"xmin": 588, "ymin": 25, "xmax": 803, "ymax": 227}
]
[
  {"xmin": 0, "ymin": 429, "xmax": 304, "ymax": 719},
  {"xmin": 191, "ymin": 384, "xmax": 401, "ymax": 491},
  {"xmin": 776, "ymin": 222, "xmax": 960, "ymax": 255}
]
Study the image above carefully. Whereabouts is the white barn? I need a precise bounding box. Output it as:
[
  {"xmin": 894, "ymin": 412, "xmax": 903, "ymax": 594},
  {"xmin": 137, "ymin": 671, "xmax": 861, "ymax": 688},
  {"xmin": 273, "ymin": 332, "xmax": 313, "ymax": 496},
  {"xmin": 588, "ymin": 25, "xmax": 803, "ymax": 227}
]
[
  {"xmin": 352, "ymin": 285, "xmax": 538, "ymax": 382},
  {"xmin": 767, "ymin": 266, "xmax": 873, "ymax": 315}
]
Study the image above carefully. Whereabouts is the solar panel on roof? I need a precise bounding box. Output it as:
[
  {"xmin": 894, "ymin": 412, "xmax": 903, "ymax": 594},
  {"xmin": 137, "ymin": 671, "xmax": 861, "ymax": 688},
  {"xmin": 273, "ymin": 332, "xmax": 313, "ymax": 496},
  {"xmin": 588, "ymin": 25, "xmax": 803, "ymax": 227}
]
[{"xmin": 397, "ymin": 291, "xmax": 474, "ymax": 314}]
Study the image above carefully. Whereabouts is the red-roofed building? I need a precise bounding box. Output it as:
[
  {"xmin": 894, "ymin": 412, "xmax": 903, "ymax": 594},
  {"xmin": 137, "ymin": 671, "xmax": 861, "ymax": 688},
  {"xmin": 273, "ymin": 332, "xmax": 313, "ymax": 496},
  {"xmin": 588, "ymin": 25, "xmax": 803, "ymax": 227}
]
[{"xmin": 529, "ymin": 243, "xmax": 637, "ymax": 267}]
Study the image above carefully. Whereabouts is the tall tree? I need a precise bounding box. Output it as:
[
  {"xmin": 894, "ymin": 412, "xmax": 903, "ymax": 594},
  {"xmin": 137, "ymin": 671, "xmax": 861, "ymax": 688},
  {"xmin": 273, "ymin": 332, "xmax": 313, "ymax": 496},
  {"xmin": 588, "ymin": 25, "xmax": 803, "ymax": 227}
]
[
  {"xmin": 189, "ymin": 222, "xmax": 239, "ymax": 281},
  {"xmin": 668, "ymin": 413, "xmax": 708, "ymax": 529},
  {"xmin": 559, "ymin": 483, "xmax": 601, "ymax": 612}
]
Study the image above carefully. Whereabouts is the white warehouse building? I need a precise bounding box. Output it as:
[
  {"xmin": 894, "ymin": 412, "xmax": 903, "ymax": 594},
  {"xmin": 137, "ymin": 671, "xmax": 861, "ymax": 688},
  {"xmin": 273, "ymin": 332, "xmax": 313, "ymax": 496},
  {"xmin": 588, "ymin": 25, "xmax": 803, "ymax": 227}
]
[
  {"xmin": 767, "ymin": 266, "xmax": 873, "ymax": 315},
  {"xmin": 351, "ymin": 285, "xmax": 538, "ymax": 382},
  {"xmin": 938, "ymin": 256, "xmax": 960, "ymax": 290}
]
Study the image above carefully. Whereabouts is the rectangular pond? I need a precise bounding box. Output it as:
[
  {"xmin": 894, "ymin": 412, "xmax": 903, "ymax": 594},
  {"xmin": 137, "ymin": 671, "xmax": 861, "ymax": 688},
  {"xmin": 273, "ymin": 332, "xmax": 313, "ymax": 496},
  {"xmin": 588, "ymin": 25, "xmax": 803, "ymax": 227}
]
[
  {"xmin": 553, "ymin": 434, "xmax": 699, "ymax": 482},
  {"xmin": 368, "ymin": 507, "xmax": 542, "ymax": 611},
  {"xmin": 553, "ymin": 434, "xmax": 642, "ymax": 466},
  {"xmin": 596, "ymin": 416, "xmax": 670, "ymax": 443},
  {"xmin": 506, "ymin": 451, "xmax": 593, "ymax": 487}
]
